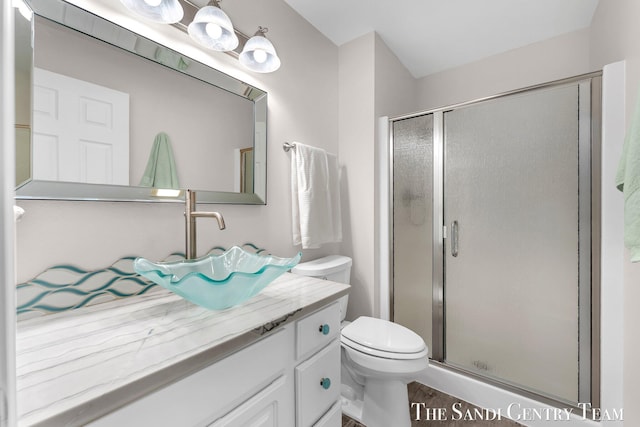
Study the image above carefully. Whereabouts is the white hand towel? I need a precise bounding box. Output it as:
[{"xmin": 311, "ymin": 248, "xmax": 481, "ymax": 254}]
[{"xmin": 291, "ymin": 142, "xmax": 342, "ymax": 248}]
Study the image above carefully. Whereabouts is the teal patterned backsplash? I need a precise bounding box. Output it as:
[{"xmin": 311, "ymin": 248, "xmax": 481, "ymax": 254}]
[{"xmin": 16, "ymin": 243, "xmax": 267, "ymax": 320}]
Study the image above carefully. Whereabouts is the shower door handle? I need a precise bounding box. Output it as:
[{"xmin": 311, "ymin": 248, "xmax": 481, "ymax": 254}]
[{"xmin": 451, "ymin": 221, "xmax": 459, "ymax": 257}]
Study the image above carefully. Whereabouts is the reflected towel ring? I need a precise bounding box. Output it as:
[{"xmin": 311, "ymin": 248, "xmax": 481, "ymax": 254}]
[{"xmin": 283, "ymin": 142, "xmax": 295, "ymax": 152}]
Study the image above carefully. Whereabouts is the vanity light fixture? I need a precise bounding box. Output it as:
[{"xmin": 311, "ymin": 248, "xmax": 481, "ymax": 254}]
[
  {"xmin": 239, "ymin": 27, "xmax": 281, "ymax": 73},
  {"xmin": 120, "ymin": 0, "xmax": 184, "ymax": 24},
  {"xmin": 188, "ymin": 0, "xmax": 238, "ymax": 51},
  {"xmin": 120, "ymin": 0, "xmax": 282, "ymax": 72}
]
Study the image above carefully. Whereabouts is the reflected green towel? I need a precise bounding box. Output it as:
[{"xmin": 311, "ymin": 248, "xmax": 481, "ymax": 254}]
[
  {"xmin": 139, "ymin": 132, "xmax": 179, "ymax": 189},
  {"xmin": 616, "ymin": 86, "xmax": 640, "ymax": 262}
]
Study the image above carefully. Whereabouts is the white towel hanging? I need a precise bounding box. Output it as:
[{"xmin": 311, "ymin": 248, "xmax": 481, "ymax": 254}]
[{"xmin": 290, "ymin": 142, "xmax": 342, "ymax": 248}]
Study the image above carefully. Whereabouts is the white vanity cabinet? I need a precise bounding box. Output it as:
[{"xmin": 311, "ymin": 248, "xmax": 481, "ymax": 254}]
[
  {"xmin": 87, "ymin": 326, "xmax": 295, "ymax": 427},
  {"xmin": 87, "ymin": 301, "xmax": 342, "ymax": 427},
  {"xmin": 294, "ymin": 301, "xmax": 342, "ymax": 427}
]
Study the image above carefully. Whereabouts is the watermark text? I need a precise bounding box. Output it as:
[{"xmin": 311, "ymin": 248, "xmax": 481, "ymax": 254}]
[{"xmin": 411, "ymin": 401, "xmax": 623, "ymax": 422}]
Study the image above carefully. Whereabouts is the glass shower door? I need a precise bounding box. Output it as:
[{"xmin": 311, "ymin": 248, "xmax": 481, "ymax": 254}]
[
  {"xmin": 392, "ymin": 114, "xmax": 434, "ymax": 353},
  {"xmin": 443, "ymin": 84, "xmax": 587, "ymax": 403}
]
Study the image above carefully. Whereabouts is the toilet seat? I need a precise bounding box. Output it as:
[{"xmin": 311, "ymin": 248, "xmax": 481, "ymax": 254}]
[
  {"xmin": 341, "ymin": 335, "xmax": 428, "ymax": 360},
  {"xmin": 341, "ymin": 316, "xmax": 428, "ymax": 360}
]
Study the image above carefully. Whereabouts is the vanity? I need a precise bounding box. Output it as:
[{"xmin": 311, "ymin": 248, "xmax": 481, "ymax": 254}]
[{"xmin": 16, "ymin": 273, "xmax": 349, "ymax": 426}]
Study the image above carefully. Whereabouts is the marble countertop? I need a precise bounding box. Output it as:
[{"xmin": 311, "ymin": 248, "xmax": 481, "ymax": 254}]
[{"xmin": 16, "ymin": 273, "xmax": 349, "ymax": 427}]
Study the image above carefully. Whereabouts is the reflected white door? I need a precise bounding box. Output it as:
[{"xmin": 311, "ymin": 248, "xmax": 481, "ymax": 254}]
[{"xmin": 32, "ymin": 68, "xmax": 129, "ymax": 185}]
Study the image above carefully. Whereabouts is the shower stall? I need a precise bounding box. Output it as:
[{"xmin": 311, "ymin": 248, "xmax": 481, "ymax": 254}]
[{"xmin": 390, "ymin": 73, "xmax": 601, "ymax": 407}]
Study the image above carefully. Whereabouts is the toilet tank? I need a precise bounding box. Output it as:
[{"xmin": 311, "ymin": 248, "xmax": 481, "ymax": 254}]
[
  {"xmin": 291, "ymin": 255, "xmax": 352, "ymax": 321},
  {"xmin": 291, "ymin": 255, "xmax": 352, "ymax": 284}
]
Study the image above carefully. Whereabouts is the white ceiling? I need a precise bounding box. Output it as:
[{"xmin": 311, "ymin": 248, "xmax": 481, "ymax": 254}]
[{"xmin": 282, "ymin": 0, "xmax": 600, "ymax": 78}]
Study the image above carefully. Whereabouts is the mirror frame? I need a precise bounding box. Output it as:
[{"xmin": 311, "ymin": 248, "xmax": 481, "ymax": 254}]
[{"xmin": 16, "ymin": 0, "xmax": 268, "ymax": 204}]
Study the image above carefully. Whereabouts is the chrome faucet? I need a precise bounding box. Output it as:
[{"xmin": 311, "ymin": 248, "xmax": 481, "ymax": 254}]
[{"xmin": 185, "ymin": 189, "xmax": 226, "ymax": 259}]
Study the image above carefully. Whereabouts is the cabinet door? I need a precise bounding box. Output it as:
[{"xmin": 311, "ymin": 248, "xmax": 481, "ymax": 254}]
[
  {"xmin": 88, "ymin": 328, "xmax": 291, "ymax": 427},
  {"xmin": 295, "ymin": 340, "xmax": 340, "ymax": 427},
  {"xmin": 209, "ymin": 376, "xmax": 291, "ymax": 427},
  {"xmin": 312, "ymin": 401, "xmax": 341, "ymax": 427}
]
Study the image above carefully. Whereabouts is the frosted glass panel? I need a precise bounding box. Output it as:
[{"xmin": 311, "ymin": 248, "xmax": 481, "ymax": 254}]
[
  {"xmin": 443, "ymin": 85, "xmax": 580, "ymax": 402},
  {"xmin": 393, "ymin": 114, "xmax": 433, "ymax": 353}
]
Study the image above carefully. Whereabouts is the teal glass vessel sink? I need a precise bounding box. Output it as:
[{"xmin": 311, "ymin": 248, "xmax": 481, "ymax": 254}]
[{"xmin": 134, "ymin": 246, "xmax": 302, "ymax": 310}]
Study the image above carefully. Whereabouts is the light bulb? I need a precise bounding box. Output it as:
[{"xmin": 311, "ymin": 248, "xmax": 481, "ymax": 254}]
[
  {"xmin": 253, "ymin": 49, "xmax": 268, "ymax": 64},
  {"xmin": 205, "ymin": 22, "xmax": 223, "ymax": 40},
  {"xmin": 143, "ymin": 0, "xmax": 163, "ymax": 6}
]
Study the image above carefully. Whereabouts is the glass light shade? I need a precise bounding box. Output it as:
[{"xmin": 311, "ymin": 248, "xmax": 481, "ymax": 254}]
[
  {"xmin": 188, "ymin": 6, "xmax": 239, "ymax": 51},
  {"xmin": 239, "ymin": 35, "xmax": 281, "ymax": 73},
  {"xmin": 120, "ymin": 0, "xmax": 184, "ymax": 24}
]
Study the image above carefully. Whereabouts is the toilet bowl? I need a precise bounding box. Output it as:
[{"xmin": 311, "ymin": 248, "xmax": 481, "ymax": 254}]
[{"xmin": 291, "ymin": 256, "xmax": 429, "ymax": 427}]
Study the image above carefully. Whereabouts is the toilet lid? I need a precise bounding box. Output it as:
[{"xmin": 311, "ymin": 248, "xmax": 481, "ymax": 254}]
[{"xmin": 341, "ymin": 316, "xmax": 426, "ymax": 355}]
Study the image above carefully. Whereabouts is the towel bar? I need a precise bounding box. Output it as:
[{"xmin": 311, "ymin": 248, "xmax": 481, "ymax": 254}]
[{"xmin": 283, "ymin": 142, "xmax": 295, "ymax": 152}]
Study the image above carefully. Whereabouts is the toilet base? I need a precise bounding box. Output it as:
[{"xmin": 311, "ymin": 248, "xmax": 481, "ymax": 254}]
[
  {"xmin": 340, "ymin": 380, "xmax": 411, "ymax": 427},
  {"xmin": 340, "ymin": 384, "xmax": 364, "ymax": 421},
  {"xmin": 361, "ymin": 378, "xmax": 411, "ymax": 427}
]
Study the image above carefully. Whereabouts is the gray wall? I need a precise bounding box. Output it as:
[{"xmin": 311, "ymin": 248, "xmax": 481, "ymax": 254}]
[
  {"xmin": 415, "ymin": 28, "xmax": 592, "ymax": 111},
  {"xmin": 338, "ymin": 32, "xmax": 419, "ymax": 320},
  {"xmin": 338, "ymin": 33, "xmax": 376, "ymax": 319}
]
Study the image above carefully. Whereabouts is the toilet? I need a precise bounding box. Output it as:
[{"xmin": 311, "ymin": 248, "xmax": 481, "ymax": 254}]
[{"xmin": 291, "ymin": 255, "xmax": 428, "ymax": 427}]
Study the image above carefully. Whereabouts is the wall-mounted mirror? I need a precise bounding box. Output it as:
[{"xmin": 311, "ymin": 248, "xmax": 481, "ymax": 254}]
[{"xmin": 15, "ymin": 0, "xmax": 267, "ymax": 204}]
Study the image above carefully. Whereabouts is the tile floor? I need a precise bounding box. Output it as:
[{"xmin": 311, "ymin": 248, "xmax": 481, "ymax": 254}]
[{"xmin": 341, "ymin": 382, "xmax": 524, "ymax": 427}]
